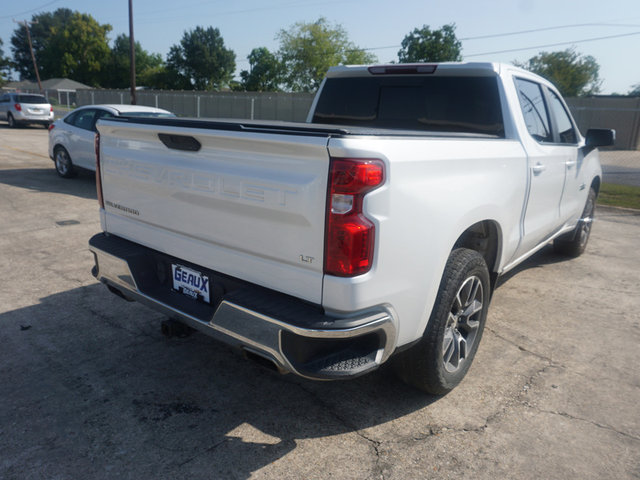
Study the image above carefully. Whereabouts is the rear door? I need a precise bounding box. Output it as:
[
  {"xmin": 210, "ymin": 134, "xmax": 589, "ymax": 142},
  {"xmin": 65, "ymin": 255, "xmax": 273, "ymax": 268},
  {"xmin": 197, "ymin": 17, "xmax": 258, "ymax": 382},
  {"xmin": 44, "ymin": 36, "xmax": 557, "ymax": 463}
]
[
  {"xmin": 97, "ymin": 120, "xmax": 332, "ymax": 304},
  {"xmin": 513, "ymin": 77, "xmax": 567, "ymax": 256}
]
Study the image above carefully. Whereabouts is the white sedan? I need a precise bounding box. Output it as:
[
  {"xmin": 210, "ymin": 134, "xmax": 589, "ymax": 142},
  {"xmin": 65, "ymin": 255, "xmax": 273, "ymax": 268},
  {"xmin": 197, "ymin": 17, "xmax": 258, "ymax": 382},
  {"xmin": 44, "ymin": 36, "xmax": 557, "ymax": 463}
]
[{"xmin": 48, "ymin": 104, "xmax": 174, "ymax": 178}]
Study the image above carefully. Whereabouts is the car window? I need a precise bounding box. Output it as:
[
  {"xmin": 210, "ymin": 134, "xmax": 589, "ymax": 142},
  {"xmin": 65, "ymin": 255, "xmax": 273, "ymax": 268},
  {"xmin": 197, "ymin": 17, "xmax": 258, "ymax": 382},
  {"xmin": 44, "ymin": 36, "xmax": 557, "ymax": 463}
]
[
  {"xmin": 0, "ymin": 94, "xmax": 9, "ymax": 103},
  {"xmin": 515, "ymin": 78, "xmax": 552, "ymax": 143},
  {"xmin": 64, "ymin": 111, "xmax": 79, "ymax": 125},
  {"xmin": 69, "ymin": 109, "xmax": 97, "ymax": 131},
  {"xmin": 547, "ymin": 89, "xmax": 578, "ymax": 144},
  {"xmin": 17, "ymin": 94, "xmax": 48, "ymax": 104}
]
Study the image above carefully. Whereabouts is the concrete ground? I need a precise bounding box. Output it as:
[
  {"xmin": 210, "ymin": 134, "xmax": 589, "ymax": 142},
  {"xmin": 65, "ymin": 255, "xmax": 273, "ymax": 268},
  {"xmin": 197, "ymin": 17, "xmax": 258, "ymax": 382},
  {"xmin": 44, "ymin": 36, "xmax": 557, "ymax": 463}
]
[{"xmin": 1, "ymin": 125, "xmax": 639, "ymax": 480}]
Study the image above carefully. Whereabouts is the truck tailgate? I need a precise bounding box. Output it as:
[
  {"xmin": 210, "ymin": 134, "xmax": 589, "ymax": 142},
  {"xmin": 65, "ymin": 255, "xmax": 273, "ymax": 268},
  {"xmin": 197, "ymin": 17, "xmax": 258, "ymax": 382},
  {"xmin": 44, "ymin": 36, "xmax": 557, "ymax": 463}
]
[{"xmin": 97, "ymin": 120, "xmax": 331, "ymax": 304}]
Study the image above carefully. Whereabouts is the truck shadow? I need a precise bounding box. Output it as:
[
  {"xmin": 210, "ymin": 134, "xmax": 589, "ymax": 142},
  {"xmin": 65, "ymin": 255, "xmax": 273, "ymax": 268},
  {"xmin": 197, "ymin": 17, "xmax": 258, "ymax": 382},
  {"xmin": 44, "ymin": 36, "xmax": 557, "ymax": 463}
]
[
  {"xmin": 495, "ymin": 244, "xmax": 570, "ymax": 289},
  {"xmin": 0, "ymin": 167, "xmax": 97, "ymax": 200},
  {"xmin": 0, "ymin": 283, "xmax": 435, "ymax": 478}
]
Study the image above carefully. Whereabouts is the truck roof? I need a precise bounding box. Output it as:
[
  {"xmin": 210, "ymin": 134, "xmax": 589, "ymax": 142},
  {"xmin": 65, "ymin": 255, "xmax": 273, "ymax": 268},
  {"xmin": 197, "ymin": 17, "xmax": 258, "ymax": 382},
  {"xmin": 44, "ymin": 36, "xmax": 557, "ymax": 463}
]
[{"xmin": 326, "ymin": 62, "xmax": 521, "ymax": 78}]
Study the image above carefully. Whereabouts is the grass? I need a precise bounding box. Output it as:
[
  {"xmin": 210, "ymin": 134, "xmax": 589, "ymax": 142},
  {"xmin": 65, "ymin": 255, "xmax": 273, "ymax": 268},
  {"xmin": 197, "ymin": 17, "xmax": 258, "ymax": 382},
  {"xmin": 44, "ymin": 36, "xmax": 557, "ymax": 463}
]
[{"xmin": 598, "ymin": 183, "xmax": 640, "ymax": 210}]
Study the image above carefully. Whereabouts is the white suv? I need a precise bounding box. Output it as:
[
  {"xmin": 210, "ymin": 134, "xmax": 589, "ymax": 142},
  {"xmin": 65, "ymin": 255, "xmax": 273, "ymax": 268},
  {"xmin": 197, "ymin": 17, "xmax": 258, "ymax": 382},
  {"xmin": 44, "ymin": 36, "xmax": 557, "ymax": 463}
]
[
  {"xmin": 0, "ymin": 92, "xmax": 54, "ymax": 128},
  {"xmin": 48, "ymin": 104, "xmax": 173, "ymax": 177}
]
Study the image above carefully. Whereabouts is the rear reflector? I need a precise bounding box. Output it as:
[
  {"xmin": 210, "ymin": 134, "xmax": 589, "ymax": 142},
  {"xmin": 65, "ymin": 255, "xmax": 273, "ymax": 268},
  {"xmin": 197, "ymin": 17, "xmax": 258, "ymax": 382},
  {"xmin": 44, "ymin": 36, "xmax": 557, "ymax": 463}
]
[
  {"xmin": 368, "ymin": 64, "xmax": 437, "ymax": 75},
  {"xmin": 325, "ymin": 158, "xmax": 384, "ymax": 277}
]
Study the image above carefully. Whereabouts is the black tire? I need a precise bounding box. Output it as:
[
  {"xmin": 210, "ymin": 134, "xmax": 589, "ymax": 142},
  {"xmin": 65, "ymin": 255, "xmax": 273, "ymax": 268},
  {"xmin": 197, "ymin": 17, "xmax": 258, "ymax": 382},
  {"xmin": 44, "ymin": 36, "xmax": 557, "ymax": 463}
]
[
  {"xmin": 7, "ymin": 113, "xmax": 16, "ymax": 128},
  {"xmin": 394, "ymin": 248, "xmax": 491, "ymax": 395},
  {"xmin": 54, "ymin": 146, "xmax": 75, "ymax": 178},
  {"xmin": 553, "ymin": 187, "xmax": 596, "ymax": 258}
]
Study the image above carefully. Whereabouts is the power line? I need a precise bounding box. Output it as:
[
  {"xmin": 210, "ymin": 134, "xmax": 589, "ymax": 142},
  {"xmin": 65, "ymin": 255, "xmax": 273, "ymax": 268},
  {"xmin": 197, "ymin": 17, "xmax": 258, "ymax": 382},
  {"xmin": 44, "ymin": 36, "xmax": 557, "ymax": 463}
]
[
  {"xmin": 0, "ymin": 0, "xmax": 62, "ymax": 20},
  {"xmin": 465, "ymin": 30, "xmax": 640, "ymax": 57},
  {"xmin": 459, "ymin": 23, "xmax": 640, "ymax": 41},
  {"xmin": 357, "ymin": 22, "xmax": 640, "ymax": 53}
]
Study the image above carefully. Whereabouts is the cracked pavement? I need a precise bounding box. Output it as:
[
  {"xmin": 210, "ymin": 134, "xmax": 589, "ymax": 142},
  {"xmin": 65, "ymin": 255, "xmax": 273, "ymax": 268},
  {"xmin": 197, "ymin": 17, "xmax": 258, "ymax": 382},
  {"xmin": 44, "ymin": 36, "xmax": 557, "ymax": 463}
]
[{"xmin": 1, "ymin": 126, "xmax": 639, "ymax": 479}]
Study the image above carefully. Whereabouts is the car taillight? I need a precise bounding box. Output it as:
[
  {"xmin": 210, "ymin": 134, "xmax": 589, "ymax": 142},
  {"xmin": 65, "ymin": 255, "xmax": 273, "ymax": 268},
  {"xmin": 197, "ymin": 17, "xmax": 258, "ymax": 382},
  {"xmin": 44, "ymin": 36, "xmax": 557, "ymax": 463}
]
[
  {"xmin": 14, "ymin": 103, "xmax": 22, "ymax": 111},
  {"xmin": 324, "ymin": 158, "xmax": 384, "ymax": 277},
  {"xmin": 48, "ymin": 123, "xmax": 55, "ymax": 132},
  {"xmin": 95, "ymin": 132, "xmax": 104, "ymax": 209},
  {"xmin": 50, "ymin": 106, "xmax": 53, "ymax": 112}
]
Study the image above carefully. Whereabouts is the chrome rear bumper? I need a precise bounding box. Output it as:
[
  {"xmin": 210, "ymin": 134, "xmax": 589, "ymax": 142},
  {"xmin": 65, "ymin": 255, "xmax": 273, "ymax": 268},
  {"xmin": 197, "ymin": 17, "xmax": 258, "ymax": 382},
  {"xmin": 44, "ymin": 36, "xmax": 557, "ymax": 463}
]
[{"xmin": 89, "ymin": 233, "xmax": 396, "ymax": 380}]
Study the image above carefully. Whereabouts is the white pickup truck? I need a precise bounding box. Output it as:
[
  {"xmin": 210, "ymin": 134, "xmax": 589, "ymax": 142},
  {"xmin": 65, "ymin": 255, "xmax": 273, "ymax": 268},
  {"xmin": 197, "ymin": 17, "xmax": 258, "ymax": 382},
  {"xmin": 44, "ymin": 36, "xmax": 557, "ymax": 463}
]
[{"xmin": 89, "ymin": 63, "xmax": 614, "ymax": 394}]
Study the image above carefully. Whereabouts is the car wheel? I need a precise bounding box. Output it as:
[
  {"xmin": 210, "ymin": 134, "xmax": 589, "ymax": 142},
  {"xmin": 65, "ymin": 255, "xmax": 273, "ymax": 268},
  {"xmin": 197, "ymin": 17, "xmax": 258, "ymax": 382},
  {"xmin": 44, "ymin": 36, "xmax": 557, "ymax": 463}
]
[
  {"xmin": 553, "ymin": 187, "xmax": 596, "ymax": 258},
  {"xmin": 7, "ymin": 113, "xmax": 16, "ymax": 128},
  {"xmin": 394, "ymin": 248, "xmax": 490, "ymax": 394},
  {"xmin": 54, "ymin": 147, "xmax": 75, "ymax": 178}
]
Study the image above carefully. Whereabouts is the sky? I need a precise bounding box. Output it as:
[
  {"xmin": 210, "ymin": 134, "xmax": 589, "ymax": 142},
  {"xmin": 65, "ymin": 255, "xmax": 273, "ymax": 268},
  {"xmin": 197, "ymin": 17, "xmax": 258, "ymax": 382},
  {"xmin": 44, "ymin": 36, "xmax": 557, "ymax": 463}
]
[{"xmin": 1, "ymin": 0, "xmax": 639, "ymax": 94}]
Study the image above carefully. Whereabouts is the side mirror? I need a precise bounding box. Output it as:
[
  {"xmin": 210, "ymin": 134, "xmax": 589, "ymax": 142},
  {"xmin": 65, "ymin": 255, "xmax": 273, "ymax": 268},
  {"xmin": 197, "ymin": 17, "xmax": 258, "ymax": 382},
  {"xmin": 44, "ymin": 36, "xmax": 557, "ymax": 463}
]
[{"xmin": 585, "ymin": 129, "xmax": 615, "ymax": 147}]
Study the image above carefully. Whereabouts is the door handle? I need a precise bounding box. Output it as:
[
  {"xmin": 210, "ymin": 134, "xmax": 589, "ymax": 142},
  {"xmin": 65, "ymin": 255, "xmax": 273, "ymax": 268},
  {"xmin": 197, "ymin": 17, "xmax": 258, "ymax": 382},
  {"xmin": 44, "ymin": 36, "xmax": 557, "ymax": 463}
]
[{"xmin": 532, "ymin": 163, "xmax": 546, "ymax": 175}]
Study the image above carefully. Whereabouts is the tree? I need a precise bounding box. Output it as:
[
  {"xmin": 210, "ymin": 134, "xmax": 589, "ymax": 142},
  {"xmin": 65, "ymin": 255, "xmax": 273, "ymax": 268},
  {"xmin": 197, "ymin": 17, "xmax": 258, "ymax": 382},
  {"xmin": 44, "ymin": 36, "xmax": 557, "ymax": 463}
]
[
  {"xmin": 11, "ymin": 8, "xmax": 73, "ymax": 81},
  {"xmin": 10, "ymin": 8, "xmax": 111, "ymax": 86},
  {"xmin": 238, "ymin": 47, "xmax": 283, "ymax": 92},
  {"xmin": 277, "ymin": 17, "xmax": 377, "ymax": 92},
  {"xmin": 0, "ymin": 39, "xmax": 10, "ymax": 86},
  {"xmin": 45, "ymin": 12, "xmax": 112, "ymax": 86},
  {"xmin": 628, "ymin": 84, "xmax": 640, "ymax": 97},
  {"xmin": 166, "ymin": 26, "xmax": 236, "ymax": 90},
  {"xmin": 398, "ymin": 24, "xmax": 462, "ymax": 63},
  {"xmin": 515, "ymin": 49, "xmax": 601, "ymax": 97},
  {"xmin": 105, "ymin": 34, "xmax": 163, "ymax": 88}
]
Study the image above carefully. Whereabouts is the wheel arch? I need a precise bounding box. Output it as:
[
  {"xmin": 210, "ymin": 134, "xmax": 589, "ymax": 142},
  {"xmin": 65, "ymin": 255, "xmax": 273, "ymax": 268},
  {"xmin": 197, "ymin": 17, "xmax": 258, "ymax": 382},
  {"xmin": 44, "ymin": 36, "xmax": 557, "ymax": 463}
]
[
  {"xmin": 452, "ymin": 220, "xmax": 502, "ymax": 290},
  {"xmin": 53, "ymin": 143, "xmax": 68, "ymax": 154}
]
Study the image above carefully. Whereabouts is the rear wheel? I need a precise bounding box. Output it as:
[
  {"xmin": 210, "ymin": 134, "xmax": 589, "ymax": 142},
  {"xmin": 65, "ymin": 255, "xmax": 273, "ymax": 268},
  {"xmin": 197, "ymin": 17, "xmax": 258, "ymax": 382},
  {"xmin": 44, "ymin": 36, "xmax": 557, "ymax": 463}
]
[
  {"xmin": 553, "ymin": 187, "xmax": 596, "ymax": 257},
  {"xmin": 7, "ymin": 113, "xmax": 16, "ymax": 128},
  {"xmin": 54, "ymin": 147, "xmax": 75, "ymax": 178},
  {"xmin": 394, "ymin": 248, "xmax": 491, "ymax": 394}
]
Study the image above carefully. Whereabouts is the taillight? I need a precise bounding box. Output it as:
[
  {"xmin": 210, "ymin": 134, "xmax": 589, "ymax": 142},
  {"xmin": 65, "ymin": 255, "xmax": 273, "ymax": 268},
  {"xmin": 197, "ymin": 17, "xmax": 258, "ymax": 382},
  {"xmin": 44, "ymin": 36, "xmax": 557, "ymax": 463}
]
[
  {"xmin": 95, "ymin": 132, "xmax": 104, "ymax": 209},
  {"xmin": 48, "ymin": 123, "xmax": 55, "ymax": 132},
  {"xmin": 14, "ymin": 103, "xmax": 22, "ymax": 111},
  {"xmin": 324, "ymin": 158, "xmax": 384, "ymax": 277},
  {"xmin": 50, "ymin": 106, "xmax": 54, "ymax": 112}
]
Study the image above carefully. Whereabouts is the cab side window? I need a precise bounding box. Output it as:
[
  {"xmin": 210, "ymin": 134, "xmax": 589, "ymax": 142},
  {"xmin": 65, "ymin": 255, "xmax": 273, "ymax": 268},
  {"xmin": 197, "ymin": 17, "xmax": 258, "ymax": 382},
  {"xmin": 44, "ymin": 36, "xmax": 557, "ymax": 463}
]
[
  {"xmin": 515, "ymin": 78, "xmax": 552, "ymax": 143},
  {"xmin": 548, "ymin": 90, "xmax": 578, "ymax": 144}
]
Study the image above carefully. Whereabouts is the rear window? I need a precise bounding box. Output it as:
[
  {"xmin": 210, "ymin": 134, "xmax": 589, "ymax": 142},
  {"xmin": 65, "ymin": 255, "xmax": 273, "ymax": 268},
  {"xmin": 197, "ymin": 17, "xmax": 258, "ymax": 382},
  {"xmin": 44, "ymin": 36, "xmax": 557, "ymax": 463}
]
[
  {"xmin": 312, "ymin": 76, "xmax": 504, "ymax": 137},
  {"xmin": 17, "ymin": 95, "xmax": 48, "ymax": 104}
]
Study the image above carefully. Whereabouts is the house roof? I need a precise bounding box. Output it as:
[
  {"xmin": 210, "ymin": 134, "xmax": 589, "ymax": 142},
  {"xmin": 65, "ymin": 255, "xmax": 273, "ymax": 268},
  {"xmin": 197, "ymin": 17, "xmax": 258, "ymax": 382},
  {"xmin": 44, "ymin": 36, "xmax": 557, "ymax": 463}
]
[{"xmin": 3, "ymin": 78, "xmax": 91, "ymax": 91}]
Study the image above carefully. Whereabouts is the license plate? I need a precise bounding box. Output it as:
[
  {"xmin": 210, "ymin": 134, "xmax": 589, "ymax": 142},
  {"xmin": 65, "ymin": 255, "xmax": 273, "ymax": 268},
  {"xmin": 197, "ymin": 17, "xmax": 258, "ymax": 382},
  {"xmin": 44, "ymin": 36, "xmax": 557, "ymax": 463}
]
[{"xmin": 171, "ymin": 264, "xmax": 210, "ymax": 303}]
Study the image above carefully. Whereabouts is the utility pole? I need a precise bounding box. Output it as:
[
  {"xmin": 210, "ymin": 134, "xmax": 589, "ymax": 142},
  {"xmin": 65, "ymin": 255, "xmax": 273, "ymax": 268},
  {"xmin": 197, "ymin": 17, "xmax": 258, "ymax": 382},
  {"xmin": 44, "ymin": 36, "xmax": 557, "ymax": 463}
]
[
  {"xmin": 14, "ymin": 19, "xmax": 43, "ymax": 93},
  {"xmin": 128, "ymin": 0, "xmax": 137, "ymax": 105}
]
